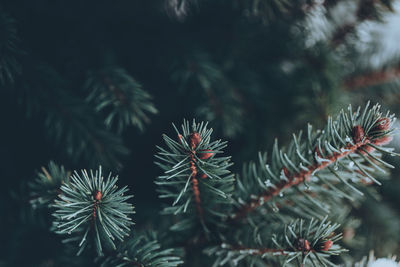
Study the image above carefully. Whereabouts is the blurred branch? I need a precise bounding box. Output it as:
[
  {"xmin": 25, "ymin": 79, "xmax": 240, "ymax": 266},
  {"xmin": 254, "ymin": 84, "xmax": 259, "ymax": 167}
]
[
  {"xmin": 343, "ymin": 66, "xmax": 400, "ymax": 90},
  {"xmin": 330, "ymin": 0, "xmax": 394, "ymax": 47}
]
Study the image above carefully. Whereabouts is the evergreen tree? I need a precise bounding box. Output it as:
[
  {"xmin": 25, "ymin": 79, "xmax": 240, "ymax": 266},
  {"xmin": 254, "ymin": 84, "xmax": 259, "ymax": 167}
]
[{"xmin": 1, "ymin": 1, "xmax": 400, "ymax": 266}]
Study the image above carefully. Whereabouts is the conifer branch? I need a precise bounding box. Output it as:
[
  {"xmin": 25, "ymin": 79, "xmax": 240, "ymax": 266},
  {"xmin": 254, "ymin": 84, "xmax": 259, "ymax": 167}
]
[
  {"xmin": 207, "ymin": 218, "xmax": 346, "ymax": 266},
  {"xmin": 232, "ymin": 138, "xmax": 370, "ymax": 220},
  {"xmin": 100, "ymin": 231, "xmax": 183, "ymax": 267},
  {"xmin": 29, "ymin": 161, "xmax": 70, "ymax": 208},
  {"xmin": 330, "ymin": 0, "xmax": 393, "ymax": 47},
  {"xmin": 231, "ymin": 103, "xmax": 397, "ymax": 221},
  {"xmin": 85, "ymin": 67, "xmax": 158, "ymax": 132},
  {"xmin": 52, "ymin": 166, "xmax": 135, "ymax": 256},
  {"xmin": 343, "ymin": 66, "xmax": 400, "ymax": 90},
  {"xmin": 173, "ymin": 52, "xmax": 244, "ymax": 137},
  {"xmin": 25, "ymin": 64, "xmax": 130, "ymax": 169},
  {"xmin": 155, "ymin": 119, "xmax": 234, "ymax": 231}
]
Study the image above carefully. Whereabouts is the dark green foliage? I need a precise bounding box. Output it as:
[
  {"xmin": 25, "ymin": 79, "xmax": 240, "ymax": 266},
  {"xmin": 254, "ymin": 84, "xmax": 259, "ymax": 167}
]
[
  {"xmin": 85, "ymin": 67, "xmax": 158, "ymax": 133},
  {"xmin": 0, "ymin": 11, "xmax": 21, "ymax": 85},
  {"xmin": 236, "ymin": 0, "xmax": 296, "ymax": 23},
  {"xmin": 155, "ymin": 120, "xmax": 234, "ymax": 233},
  {"xmin": 52, "ymin": 166, "xmax": 135, "ymax": 256},
  {"xmin": 172, "ymin": 52, "xmax": 244, "ymax": 137},
  {"xmin": 101, "ymin": 231, "xmax": 183, "ymax": 267},
  {"xmin": 29, "ymin": 161, "xmax": 70, "ymax": 209},
  {"xmin": 25, "ymin": 64, "xmax": 130, "ymax": 169}
]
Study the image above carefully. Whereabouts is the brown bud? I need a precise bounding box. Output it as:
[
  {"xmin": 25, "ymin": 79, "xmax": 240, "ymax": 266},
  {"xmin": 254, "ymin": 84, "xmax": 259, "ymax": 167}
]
[
  {"xmin": 297, "ymin": 238, "xmax": 311, "ymax": 252},
  {"xmin": 373, "ymin": 136, "xmax": 393, "ymax": 146},
  {"xmin": 352, "ymin": 125, "xmax": 365, "ymax": 143},
  {"xmin": 304, "ymin": 240, "xmax": 311, "ymax": 251},
  {"xmin": 198, "ymin": 149, "xmax": 214, "ymax": 160},
  {"xmin": 373, "ymin": 118, "xmax": 390, "ymax": 131},
  {"xmin": 189, "ymin": 132, "xmax": 201, "ymax": 149},
  {"xmin": 200, "ymin": 173, "xmax": 208, "ymax": 179},
  {"xmin": 321, "ymin": 240, "xmax": 333, "ymax": 251},
  {"xmin": 94, "ymin": 190, "xmax": 102, "ymax": 201}
]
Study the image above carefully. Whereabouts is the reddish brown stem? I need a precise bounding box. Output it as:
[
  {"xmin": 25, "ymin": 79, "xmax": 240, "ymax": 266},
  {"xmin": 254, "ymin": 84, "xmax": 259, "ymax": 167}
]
[
  {"xmin": 190, "ymin": 153, "xmax": 203, "ymax": 219},
  {"xmin": 231, "ymin": 139, "xmax": 370, "ymax": 220},
  {"xmin": 92, "ymin": 191, "xmax": 102, "ymax": 220},
  {"xmin": 189, "ymin": 134, "xmax": 205, "ymax": 221},
  {"xmin": 343, "ymin": 67, "xmax": 400, "ymax": 90},
  {"xmin": 92, "ymin": 200, "xmax": 99, "ymax": 220}
]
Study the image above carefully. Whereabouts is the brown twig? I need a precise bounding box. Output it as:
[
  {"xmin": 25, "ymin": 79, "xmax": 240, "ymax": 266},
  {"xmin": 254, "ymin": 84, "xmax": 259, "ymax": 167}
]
[
  {"xmin": 188, "ymin": 132, "xmax": 205, "ymax": 221},
  {"xmin": 92, "ymin": 190, "xmax": 102, "ymax": 221},
  {"xmin": 343, "ymin": 66, "xmax": 400, "ymax": 90}
]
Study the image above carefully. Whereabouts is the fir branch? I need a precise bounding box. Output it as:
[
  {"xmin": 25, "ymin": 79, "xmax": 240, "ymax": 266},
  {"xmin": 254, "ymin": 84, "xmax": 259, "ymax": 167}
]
[
  {"xmin": 29, "ymin": 161, "xmax": 70, "ymax": 209},
  {"xmin": 85, "ymin": 67, "xmax": 158, "ymax": 132},
  {"xmin": 173, "ymin": 52, "xmax": 244, "ymax": 137},
  {"xmin": 235, "ymin": 153, "xmax": 367, "ymax": 223},
  {"xmin": 206, "ymin": 217, "xmax": 346, "ymax": 267},
  {"xmin": 231, "ymin": 103, "xmax": 397, "ymax": 221},
  {"xmin": 237, "ymin": 0, "xmax": 294, "ymax": 23},
  {"xmin": 25, "ymin": 64, "xmax": 130, "ymax": 169},
  {"xmin": 52, "ymin": 166, "xmax": 135, "ymax": 256},
  {"xmin": 343, "ymin": 66, "xmax": 400, "ymax": 90},
  {"xmin": 155, "ymin": 119, "xmax": 234, "ymax": 232},
  {"xmin": 330, "ymin": 0, "xmax": 394, "ymax": 47},
  {"xmin": 100, "ymin": 231, "xmax": 183, "ymax": 267}
]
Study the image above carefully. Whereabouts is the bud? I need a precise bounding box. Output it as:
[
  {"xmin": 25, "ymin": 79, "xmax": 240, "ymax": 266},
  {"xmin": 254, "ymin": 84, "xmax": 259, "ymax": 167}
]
[
  {"xmin": 304, "ymin": 239, "xmax": 311, "ymax": 251},
  {"xmin": 94, "ymin": 190, "xmax": 102, "ymax": 201},
  {"xmin": 198, "ymin": 149, "xmax": 214, "ymax": 160},
  {"xmin": 373, "ymin": 117, "xmax": 390, "ymax": 131},
  {"xmin": 200, "ymin": 173, "xmax": 208, "ymax": 179},
  {"xmin": 373, "ymin": 136, "xmax": 393, "ymax": 146},
  {"xmin": 189, "ymin": 132, "xmax": 201, "ymax": 149},
  {"xmin": 321, "ymin": 240, "xmax": 333, "ymax": 251},
  {"xmin": 296, "ymin": 238, "xmax": 311, "ymax": 251}
]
